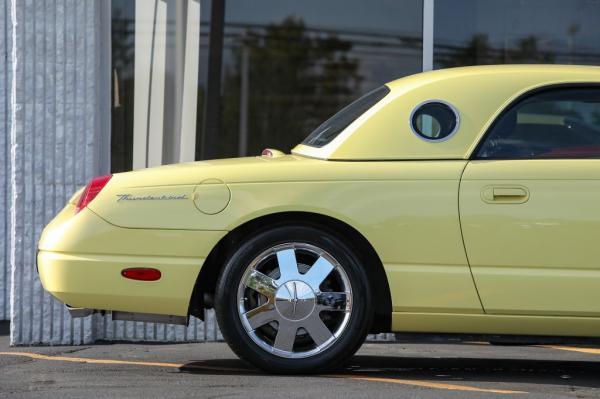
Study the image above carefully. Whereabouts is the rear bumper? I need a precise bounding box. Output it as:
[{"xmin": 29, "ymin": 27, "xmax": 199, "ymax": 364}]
[
  {"xmin": 37, "ymin": 205, "xmax": 227, "ymax": 316},
  {"xmin": 38, "ymin": 250, "xmax": 206, "ymax": 316}
]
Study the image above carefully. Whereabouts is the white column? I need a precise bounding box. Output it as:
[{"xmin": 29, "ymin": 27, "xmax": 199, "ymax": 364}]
[
  {"xmin": 422, "ymin": 0, "xmax": 435, "ymax": 71},
  {"xmin": 178, "ymin": 0, "xmax": 200, "ymax": 163},
  {"xmin": 134, "ymin": 0, "xmax": 200, "ymax": 167},
  {"xmin": 133, "ymin": 0, "xmax": 167, "ymax": 169},
  {"xmin": 133, "ymin": 1, "xmax": 152, "ymax": 169},
  {"xmin": 146, "ymin": 1, "xmax": 167, "ymax": 167},
  {"xmin": 132, "ymin": 1, "xmax": 152, "ymax": 169}
]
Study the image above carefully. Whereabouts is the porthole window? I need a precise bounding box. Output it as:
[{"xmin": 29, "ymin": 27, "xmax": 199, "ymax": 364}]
[{"xmin": 410, "ymin": 101, "xmax": 459, "ymax": 142}]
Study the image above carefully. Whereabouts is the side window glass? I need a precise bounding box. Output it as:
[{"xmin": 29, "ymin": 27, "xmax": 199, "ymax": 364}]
[{"xmin": 477, "ymin": 87, "xmax": 600, "ymax": 159}]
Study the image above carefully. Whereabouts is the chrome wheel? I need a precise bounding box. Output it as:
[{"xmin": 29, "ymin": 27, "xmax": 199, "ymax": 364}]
[{"xmin": 237, "ymin": 243, "xmax": 353, "ymax": 359}]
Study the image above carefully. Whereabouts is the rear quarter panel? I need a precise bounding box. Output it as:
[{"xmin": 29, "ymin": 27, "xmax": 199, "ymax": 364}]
[{"xmin": 88, "ymin": 158, "xmax": 482, "ymax": 314}]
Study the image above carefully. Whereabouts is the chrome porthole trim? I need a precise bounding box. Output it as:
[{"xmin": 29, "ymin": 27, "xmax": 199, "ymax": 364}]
[
  {"xmin": 409, "ymin": 99, "xmax": 460, "ymax": 143},
  {"xmin": 237, "ymin": 243, "xmax": 353, "ymax": 359}
]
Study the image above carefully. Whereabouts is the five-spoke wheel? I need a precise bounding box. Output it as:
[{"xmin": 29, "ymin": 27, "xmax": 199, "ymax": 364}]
[
  {"xmin": 237, "ymin": 243, "xmax": 352, "ymax": 358},
  {"xmin": 215, "ymin": 224, "xmax": 372, "ymax": 374}
]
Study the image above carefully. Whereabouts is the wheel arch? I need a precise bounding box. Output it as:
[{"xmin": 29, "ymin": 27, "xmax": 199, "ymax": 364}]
[{"xmin": 188, "ymin": 211, "xmax": 392, "ymax": 333}]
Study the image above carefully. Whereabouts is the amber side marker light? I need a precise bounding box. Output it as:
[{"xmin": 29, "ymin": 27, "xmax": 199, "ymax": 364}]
[
  {"xmin": 121, "ymin": 268, "xmax": 162, "ymax": 281},
  {"xmin": 75, "ymin": 174, "xmax": 112, "ymax": 213}
]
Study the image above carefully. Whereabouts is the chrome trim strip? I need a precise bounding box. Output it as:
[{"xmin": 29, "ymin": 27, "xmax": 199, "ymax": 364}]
[
  {"xmin": 112, "ymin": 311, "xmax": 188, "ymax": 326},
  {"xmin": 65, "ymin": 306, "xmax": 95, "ymax": 318}
]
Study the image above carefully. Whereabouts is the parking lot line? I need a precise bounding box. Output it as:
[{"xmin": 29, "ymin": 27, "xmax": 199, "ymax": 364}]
[
  {"xmin": 335, "ymin": 375, "xmax": 526, "ymax": 394},
  {"xmin": 0, "ymin": 351, "xmax": 528, "ymax": 394},
  {"xmin": 541, "ymin": 345, "xmax": 600, "ymax": 355},
  {"xmin": 0, "ymin": 351, "xmax": 187, "ymax": 368},
  {"xmin": 0, "ymin": 351, "xmax": 247, "ymax": 372}
]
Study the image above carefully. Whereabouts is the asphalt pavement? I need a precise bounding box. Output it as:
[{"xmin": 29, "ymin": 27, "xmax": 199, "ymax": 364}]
[{"xmin": 1, "ymin": 321, "xmax": 600, "ymax": 398}]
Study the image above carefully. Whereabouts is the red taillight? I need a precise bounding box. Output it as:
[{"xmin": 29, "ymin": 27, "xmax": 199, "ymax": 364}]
[
  {"xmin": 75, "ymin": 174, "xmax": 112, "ymax": 213},
  {"xmin": 121, "ymin": 268, "xmax": 162, "ymax": 281}
]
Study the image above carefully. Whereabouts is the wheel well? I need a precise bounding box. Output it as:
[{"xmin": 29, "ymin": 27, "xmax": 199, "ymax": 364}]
[{"xmin": 188, "ymin": 212, "xmax": 393, "ymax": 333}]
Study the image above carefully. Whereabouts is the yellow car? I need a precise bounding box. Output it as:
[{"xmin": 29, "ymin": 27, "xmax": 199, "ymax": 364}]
[{"xmin": 39, "ymin": 65, "xmax": 600, "ymax": 373}]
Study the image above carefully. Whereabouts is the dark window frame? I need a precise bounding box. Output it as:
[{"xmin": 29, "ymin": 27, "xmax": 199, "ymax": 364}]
[
  {"xmin": 471, "ymin": 83, "xmax": 600, "ymax": 160},
  {"xmin": 201, "ymin": 0, "xmax": 225, "ymax": 160}
]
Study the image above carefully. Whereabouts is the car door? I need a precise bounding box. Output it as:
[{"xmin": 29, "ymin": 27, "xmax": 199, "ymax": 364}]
[{"xmin": 460, "ymin": 85, "xmax": 600, "ymax": 316}]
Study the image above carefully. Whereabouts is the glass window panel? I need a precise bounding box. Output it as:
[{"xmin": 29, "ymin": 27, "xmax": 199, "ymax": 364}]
[
  {"xmin": 434, "ymin": 0, "xmax": 600, "ymax": 68},
  {"xmin": 111, "ymin": 0, "xmax": 210, "ymax": 172},
  {"xmin": 477, "ymin": 87, "xmax": 600, "ymax": 159},
  {"xmin": 303, "ymin": 85, "xmax": 390, "ymax": 147},
  {"xmin": 219, "ymin": 0, "xmax": 423, "ymax": 158},
  {"xmin": 111, "ymin": 0, "xmax": 135, "ymax": 172},
  {"xmin": 113, "ymin": 0, "xmax": 422, "ymax": 165}
]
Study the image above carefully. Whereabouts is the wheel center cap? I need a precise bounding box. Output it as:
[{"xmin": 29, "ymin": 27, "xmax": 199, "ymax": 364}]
[{"xmin": 275, "ymin": 280, "xmax": 315, "ymax": 321}]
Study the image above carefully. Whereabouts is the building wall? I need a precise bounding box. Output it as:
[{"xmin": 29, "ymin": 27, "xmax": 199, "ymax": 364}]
[
  {"xmin": 0, "ymin": 0, "xmax": 12, "ymax": 321},
  {"xmin": 6, "ymin": 0, "xmax": 223, "ymax": 344},
  {"xmin": 9, "ymin": 0, "xmax": 99, "ymax": 344}
]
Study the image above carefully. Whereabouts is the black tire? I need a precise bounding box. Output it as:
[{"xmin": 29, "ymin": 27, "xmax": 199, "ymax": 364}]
[{"xmin": 214, "ymin": 224, "xmax": 373, "ymax": 374}]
